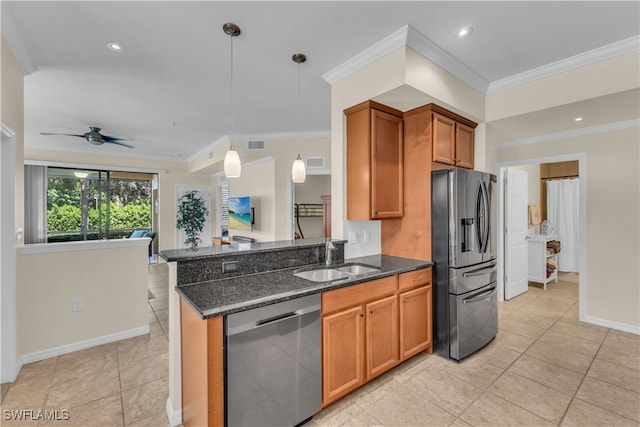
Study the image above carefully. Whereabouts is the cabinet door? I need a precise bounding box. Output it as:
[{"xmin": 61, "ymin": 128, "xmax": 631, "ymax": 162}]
[
  {"xmin": 399, "ymin": 285, "xmax": 433, "ymax": 360},
  {"xmin": 371, "ymin": 109, "xmax": 403, "ymax": 219},
  {"xmin": 455, "ymin": 122, "xmax": 474, "ymax": 169},
  {"xmin": 322, "ymin": 306, "xmax": 365, "ymax": 406},
  {"xmin": 432, "ymin": 112, "xmax": 455, "ymax": 165},
  {"xmin": 365, "ymin": 295, "xmax": 399, "ymax": 380}
]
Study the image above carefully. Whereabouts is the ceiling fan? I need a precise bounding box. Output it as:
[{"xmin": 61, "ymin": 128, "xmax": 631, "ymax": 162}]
[{"xmin": 40, "ymin": 127, "xmax": 135, "ymax": 148}]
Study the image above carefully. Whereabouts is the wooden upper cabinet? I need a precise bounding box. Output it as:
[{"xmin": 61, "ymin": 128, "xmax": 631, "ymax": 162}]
[
  {"xmin": 345, "ymin": 101, "xmax": 403, "ymax": 220},
  {"xmin": 432, "ymin": 112, "xmax": 456, "ymax": 165},
  {"xmin": 430, "ymin": 106, "xmax": 477, "ymax": 170},
  {"xmin": 455, "ymin": 122, "xmax": 475, "ymax": 169}
]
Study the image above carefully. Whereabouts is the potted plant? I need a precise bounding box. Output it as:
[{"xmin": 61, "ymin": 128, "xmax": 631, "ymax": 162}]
[{"xmin": 176, "ymin": 190, "xmax": 209, "ymax": 250}]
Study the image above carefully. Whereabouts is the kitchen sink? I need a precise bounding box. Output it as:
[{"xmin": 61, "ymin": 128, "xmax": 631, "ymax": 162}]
[
  {"xmin": 334, "ymin": 264, "xmax": 380, "ymax": 275},
  {"xmin": 293, "ymin": 263, "xmax": 381, "ymax": 282},
  {"xmin": 294, "ymin": 268, "xmax": 351, "ymax": 282}
]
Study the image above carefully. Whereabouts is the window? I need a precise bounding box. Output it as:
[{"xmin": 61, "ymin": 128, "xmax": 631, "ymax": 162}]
[{"xmin": 25, "ymin": 165, "xmax": 155, "ymax": 243}]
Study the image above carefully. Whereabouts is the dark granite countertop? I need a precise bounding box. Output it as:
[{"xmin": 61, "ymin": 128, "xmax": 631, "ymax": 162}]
[
  {"xmin": 176, "ymin": 254, "xmax": 432, "ymax": 319},
  {"xmin": 160, "ymin": 237, "xmax": 345, "ymax": 262}
]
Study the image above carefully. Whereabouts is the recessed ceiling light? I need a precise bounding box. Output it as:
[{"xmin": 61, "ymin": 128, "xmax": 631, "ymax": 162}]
[
  {"xmin": 106, "ymin": 42, "xmax": 123, "ymax": 52},
  {"xmin": 574, "ymin": 117, "xmax": 584, "ymax": 122},
  {"xmin": 456, "ymin": 27, "xmax": 473, "ymax": 37}
]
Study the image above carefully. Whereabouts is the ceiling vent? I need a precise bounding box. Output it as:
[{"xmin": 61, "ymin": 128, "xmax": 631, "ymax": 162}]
[
  {"xmin": 306, "ymin": 156, "xmax": 325, "ymax": 168},
  {"xmin": 247, "ymin": 140, "xmax": 265, "ymax": 150}
]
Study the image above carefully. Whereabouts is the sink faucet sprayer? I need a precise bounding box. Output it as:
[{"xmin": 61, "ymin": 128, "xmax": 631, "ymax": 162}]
[{"xmin": 325, "ymin": 240, "xmax": 337, "ymax": 266}]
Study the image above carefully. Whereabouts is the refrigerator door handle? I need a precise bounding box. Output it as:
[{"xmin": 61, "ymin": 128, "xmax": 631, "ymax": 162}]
[
  {"xmin": 476, "ymin": 181, "xmax": 490, "ymax": 253},
  {"xmin": 462, "ymin": 286, "xmax": 497, "ymax": 304},
  {"xmin": 462, "ymin": 262, "xmax": 497, "ymax": 278}
]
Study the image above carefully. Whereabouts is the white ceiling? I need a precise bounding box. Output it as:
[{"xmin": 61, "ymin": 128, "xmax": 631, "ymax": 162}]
[{"xmin": 2, "ymin": 1, "xmax": 639, "ymax": 162}]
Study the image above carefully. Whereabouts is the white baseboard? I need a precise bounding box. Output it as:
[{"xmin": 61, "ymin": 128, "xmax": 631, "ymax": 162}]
[
  {"xmin": 15, "ymin": 325, "xmax": 150, "ymax": 373},
  {"xmin": 583, "ymin": 315, "xmax": 640, "ymax": 335},
  {"xmin": 166, "ymin": 398, "xmax": 182, "ymax": 427}
]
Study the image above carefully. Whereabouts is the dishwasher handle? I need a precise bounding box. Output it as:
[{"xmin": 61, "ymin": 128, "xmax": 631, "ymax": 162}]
[
  {"xmin": 227, "ymin": 300, "xmax": 320, "ymax": 336},
  {"xmin": 257, "ymin": 311, "xmax": 299, "ymax": 326}
]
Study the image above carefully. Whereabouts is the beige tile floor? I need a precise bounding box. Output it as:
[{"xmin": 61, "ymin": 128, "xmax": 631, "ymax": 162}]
[{"xmin": 2, "ymin": 267, "xmax": 639, "ymax": 426}]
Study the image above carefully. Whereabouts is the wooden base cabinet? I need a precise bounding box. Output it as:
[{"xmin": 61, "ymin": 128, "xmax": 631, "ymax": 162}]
[
  {"xmin": 400, "ymin": 286, "xmax": 433, "ymax": 359},
  {"xmin": 321, "ymin": 276, "xmax": 398, "ymax": 406},
  {"xmin": 321, "ymin": 269, "xmax": 432, "ymax": 407},
  {"xmin": 366, "ymin": 295, "xmax": 399, "ymax": 379},
  {"xmin": 322, "ymin": 306, "xmax": 365, "ymax": 405},
  {"xmin": 399, "ymin": 268, "xmax": 433, "ymax": 360}
]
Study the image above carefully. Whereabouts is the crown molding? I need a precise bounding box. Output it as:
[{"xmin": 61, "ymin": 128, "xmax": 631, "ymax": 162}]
[
  {"xmin": 323, "ymin": 27, "xmax": 638, "ymax": 95},
  {"xmin": 405, "ymin": 26, "xmax": 489, "ymax": 92},
  {"xmin": 322, "ymin": 25, "xmax": 490, "ymax": 92},
  {"xmin": 488, "ymin": 35, "xmax": 640, "ymax": 94},
  {"xmin": 322, "ymin": 25, "xmax": 409, "ymax": 84},
  {"xmin": 490, "ymin": 119, "xmax": 640, "ymax": 150},
  {"xmin": 1, "ymin": 6, "xmax": 37, "ymax": 75}
]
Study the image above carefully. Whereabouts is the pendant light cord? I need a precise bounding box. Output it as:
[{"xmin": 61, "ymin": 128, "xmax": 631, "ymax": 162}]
[
  {"xmin": 230, "ymin": 32, "xmax": 235, "ymax": 145},
  {"xmin": 297, "ymin": 60, "xmax": 301, "ymax": 151}
]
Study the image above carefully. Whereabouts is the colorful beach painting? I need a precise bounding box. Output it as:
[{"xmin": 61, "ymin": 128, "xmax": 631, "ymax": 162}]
[{"xmin": 228, "ymin": 196, "xmax": 252, "ymax": 231}]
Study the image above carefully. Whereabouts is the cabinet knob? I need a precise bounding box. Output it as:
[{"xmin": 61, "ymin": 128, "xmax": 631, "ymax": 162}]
[
  {"xmin": 359, "ymin": 313, "xmax": 364, "ymax": 318},
  {"xmin": 413, "ymin": 276, "xmax": 423, "ymax": 282},
  {"xmin": 369, "ymin": 310, "xmax": 373, "ymax": 314}
]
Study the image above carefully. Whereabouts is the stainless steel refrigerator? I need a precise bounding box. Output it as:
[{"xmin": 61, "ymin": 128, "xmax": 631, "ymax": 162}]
[{"xmin": 432, "ymin": 167, "xmax": 498, "ymax": 361}]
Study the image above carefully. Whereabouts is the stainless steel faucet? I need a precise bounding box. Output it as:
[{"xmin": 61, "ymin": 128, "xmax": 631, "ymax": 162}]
[{"xmin": 325, "ymin": 240, "xmax": 337, "ymax": 266}]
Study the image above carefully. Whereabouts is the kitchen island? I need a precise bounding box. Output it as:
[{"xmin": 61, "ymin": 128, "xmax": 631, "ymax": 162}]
[{"xmin": 161, "ymin": 238, "xmax": 432, "ymax": 427}]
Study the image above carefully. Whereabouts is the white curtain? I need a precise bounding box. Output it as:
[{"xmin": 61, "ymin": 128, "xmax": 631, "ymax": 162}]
[
  {"xmin": 547, "ymin": 178, "xmax": 579, "ymax": 272},
  {"xmin": 24, "ymin": 165, "xmax": 48, "ymax": 244}
]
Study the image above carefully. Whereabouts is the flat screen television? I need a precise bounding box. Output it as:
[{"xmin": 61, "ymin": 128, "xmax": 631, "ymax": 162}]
[{"xmin": 228, "ymin": 196, "xmax": 253, "ymax": 231}]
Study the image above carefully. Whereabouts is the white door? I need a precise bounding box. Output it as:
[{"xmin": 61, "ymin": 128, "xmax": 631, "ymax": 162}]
[{"xmin": 505, "ymin": 168, "xmax": 529, "ymax": 300}]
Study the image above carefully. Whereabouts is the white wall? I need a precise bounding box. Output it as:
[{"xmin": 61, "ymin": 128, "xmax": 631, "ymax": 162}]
[
  {"xmin": 227, "ymin": 157, "xmax": 276, "ymax": 242},
  {"xmin": 16, "ymin": 240, "xmax": 150, "ymax": 360},
  {"xmin": 491, "ymin": 127, "xmax": 639, "ymax": 330}
]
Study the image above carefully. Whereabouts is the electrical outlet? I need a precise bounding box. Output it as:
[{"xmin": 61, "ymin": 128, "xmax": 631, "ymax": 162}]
[
  {"xmin": 348, "ymin": 232, "xmax": 357, "ymax": 244},
  {"xmin": 362, "ymin": 229, "xmax": 371, "ymax": 243},
  {"xmin": 72, "ymin": 297, "xmax": 83, "ymax": 312}
]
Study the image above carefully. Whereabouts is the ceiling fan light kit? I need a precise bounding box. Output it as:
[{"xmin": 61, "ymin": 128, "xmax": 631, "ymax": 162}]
[{"xmin": 223, "ymin": 22, "xmax": 242, "ymax": 178}]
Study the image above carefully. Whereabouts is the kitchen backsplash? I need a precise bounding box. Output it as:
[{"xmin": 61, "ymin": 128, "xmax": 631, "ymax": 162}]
[{"xmin": 343, "ymin": 219, "xmax": 381, "ymax": 259}]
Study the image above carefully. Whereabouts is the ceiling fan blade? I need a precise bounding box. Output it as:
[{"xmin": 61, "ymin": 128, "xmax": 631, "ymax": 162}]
[
  {"xmin": 105, "ymin": 139, "xmax": 135, "ymax": 148},
  {"xmin": 40, "ymin": 132, "xmax": 86, "ymax": 138},
  {"xmin": 102, "ymin": 134, "xmax": 134, "ymax": 142}
]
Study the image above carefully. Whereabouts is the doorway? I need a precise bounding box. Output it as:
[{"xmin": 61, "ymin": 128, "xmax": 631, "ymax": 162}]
[
  {"xmin": 293, "ymin": 174, "xmax": 331, "ymax": 240},
  {"xmin": 497, "ymin": 153, "xmax": 586, "ymax": 322}
]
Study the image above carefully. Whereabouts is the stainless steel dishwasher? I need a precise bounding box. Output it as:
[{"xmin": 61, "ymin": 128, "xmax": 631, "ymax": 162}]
[{"xmin": 225, "ymin": 294, "xmax": 321, "ymax": 427}]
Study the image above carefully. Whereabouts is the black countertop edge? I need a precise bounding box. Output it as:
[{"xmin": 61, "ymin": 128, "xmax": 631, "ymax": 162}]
[
  {"xmin": 176, "ymin": 254, "xmax": 433, "ymax": 320},
  {"xmin": 160, "ymin": 237, "xmax": 347, "ymax": 262}
]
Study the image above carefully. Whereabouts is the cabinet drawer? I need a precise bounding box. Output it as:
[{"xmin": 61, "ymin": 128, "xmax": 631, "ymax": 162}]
[
  {"xmin": 322, "ymin": 275, "xmax": 398, "ymax": 315},
  {"xmin": 399, "ymin": 268, "xmax": 431, "ymax": 292}
]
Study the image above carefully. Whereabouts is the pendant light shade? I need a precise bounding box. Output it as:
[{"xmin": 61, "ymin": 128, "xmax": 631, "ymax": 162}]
[
  {"xmin": 224, "ymin": 143, "xmax": 241, "ymax": 178},
  {"xmin": 291, "ymin": 53, "xmax": 307, "ymax": 183},
  {"xmin": 224, "ymin": 23, "xmax": 241, "ymax": 178},
  {"xmin": 292, "ymin": 153, "xmax": 306, "ymax": 183}
]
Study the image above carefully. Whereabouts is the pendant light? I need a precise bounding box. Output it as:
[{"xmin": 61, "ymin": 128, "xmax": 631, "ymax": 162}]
[
  {"xmin": 223, "ymin": 23, "xmax": 241, "ymax": 178},
  {"xmin": 291, "ymin": 53, "xmax": 307, "ymax": 183}
]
